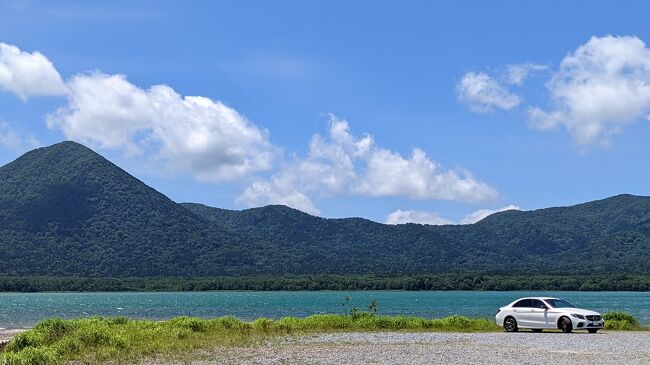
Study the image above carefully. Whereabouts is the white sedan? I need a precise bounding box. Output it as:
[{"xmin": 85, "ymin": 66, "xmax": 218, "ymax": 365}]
[{"xmin": 495, "ymin": 297, "xmax": 604, "ymax": 333}]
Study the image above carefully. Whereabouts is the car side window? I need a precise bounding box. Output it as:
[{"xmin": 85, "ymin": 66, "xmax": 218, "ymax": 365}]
[
  {"xmin": 513, "ymin": 299, "xmax": 532, "ymax": 307},
  {"xmin": 531, "ymin": 299, "xmax": 547, "ymax": 309}
]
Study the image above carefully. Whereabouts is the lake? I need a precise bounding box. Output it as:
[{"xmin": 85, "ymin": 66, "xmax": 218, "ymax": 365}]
[{"xmin": 1, "ymin": 291, "xmax": 648, "ymax": 329}]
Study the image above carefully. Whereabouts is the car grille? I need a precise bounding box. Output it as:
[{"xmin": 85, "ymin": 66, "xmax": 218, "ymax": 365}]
[{"xmin": 586, "ymin": 315, "xmax": 601, "ymax": 321}]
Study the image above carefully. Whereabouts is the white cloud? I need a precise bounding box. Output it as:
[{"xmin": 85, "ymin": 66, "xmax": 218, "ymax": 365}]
[
  {"xmin": 0, "ymin": 43, "xmax": 66, "ymax": 100},
  {"xmin": 458, "ymin": 204, "xmax": 520, "ymax": 224},
  {"xmin": 457, "ymin": 71, "xmax": 522, "ymax": 112},
  {"xmin": 0, "ymin": 122, "xmax": 41, "ymax": 151},
  {"xmin": 385, "ymin": 210, "xmax": 453, "ymax": 225},
  {"xmin": 385, "ymin": 204, "xmax": 519, "ymax": 225},
  {"xmin": 355, "ymin": 148, "xmax": 497, "ymax": 202},
  {"xmin": 506, "ymin": 63, "xmax": 547, "ymax": 85},
  {"xmin": 0, "ymin": 122, "xmax": 21, "ymax": 149},
  {"xmin": 46, "ymin": 72, "xmax": 275, "ymax": 181},
  {"xmin": 237, "ymin": 116, "xmax": 498, "ymax": 213},
  {"xmin": 237, "ymin": 180, "xmax": 321, "ymax": 215},
  {"xmin": 529, "ymin": 35, "xmax": 650, "ymax": 144}
]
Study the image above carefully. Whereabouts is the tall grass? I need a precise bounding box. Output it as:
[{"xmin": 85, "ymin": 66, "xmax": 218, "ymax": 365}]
[{"xmin": 0, "ymin": 314, "xmax": 497, "ymax": 364}]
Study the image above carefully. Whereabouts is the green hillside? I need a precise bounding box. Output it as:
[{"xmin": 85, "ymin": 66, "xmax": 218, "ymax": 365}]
[
  {"xmin": 183, "ymin": 195, "xmax": 650, "ymax": 275},
  {"xmin": 0, "ymin": 142, "xmax": 259, "ymax": 276},
  {"xmin": 0, "ymin": 141, "xmax": 649, "ymax": 278}
]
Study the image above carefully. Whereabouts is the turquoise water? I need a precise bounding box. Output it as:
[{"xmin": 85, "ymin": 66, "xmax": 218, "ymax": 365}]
[{"xmin": 1, "ymin": 291, "xmax": 648, "ymax": 329}]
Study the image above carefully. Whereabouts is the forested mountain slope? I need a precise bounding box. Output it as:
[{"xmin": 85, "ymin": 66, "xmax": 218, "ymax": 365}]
[{"xmin": 0, "ymin": 141, "xmax": 648, "ymax": 277}]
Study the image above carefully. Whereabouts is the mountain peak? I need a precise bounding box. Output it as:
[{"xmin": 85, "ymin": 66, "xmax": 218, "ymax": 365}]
[
  {"xmin": 30, "ymin": 140, "xmax": 95, "ymax": 155},
  {"xmin": 4, "ymin": 140, "xmax": 105, "ymax": 175},
  {"xmin": 0, "ymin": 141, "xmax": 161, "ymax": 234}
]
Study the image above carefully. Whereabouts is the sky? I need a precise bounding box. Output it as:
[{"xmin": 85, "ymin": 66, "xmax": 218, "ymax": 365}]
[{"xmin": 1, "ymin": 0, "xmax": 649, "ymax": 224}]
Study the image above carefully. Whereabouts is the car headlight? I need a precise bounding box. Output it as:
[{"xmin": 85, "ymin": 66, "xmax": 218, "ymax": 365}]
[{"xmin": 571, "ymin": 313, "xmax": 585, "ymax": 319}]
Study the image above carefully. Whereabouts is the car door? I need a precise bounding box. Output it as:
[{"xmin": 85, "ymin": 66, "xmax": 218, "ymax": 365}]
[
  {"xmin": 511, "ymin": 299, "xmax": 533, "ymax": 327},
  {"xmin": 529, "ymin": 299, "xmax": 550, "ymax": 328},
  {"xmin": 542, "ymin": 300, "xmax": 564, "ymax": 328}
]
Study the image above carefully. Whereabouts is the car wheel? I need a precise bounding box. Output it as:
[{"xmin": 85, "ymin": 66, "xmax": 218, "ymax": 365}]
[
  {"xmin": 531, "ymin": 329, "xmax": 543, "ymax": 333},
  {"xmin": 588, "ymin": 329, "xmax": 598, "ymax": 334},
  {"xmin": 559, "ymin": 317, "xmax": 573, "ymax": 333},
  {"xmin": 504, "ymin": 317, "xmax": 518, "ymax": 332}
]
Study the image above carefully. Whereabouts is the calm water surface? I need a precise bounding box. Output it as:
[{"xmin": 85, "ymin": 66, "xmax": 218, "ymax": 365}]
[{"xmin": 1, "ymin": 291, "xmax": 648, "ymax": 329}]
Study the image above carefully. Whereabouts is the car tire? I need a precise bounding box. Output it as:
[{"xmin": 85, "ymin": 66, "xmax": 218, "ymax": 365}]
[
  {"xmin": 559, "ymin": 317, "xmax": 573, "ymax": 333},
  {"xmin": 504, "ymin": 317, "xmax": 518, "ymax": 332},
  {"xmin": 531, "ymin": 329, "xmax": 543, "ymax": 333},
  {"xmin": 588, "ymin": 329, "xmax": 598, "ymax": 334}
]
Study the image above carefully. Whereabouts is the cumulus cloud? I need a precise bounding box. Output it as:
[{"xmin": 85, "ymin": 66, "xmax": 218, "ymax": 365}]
[
  {"xmin": 355, "ymin": 148, "xmax": 496, "ymax": 201},
  {"xmin": 46, "ymin": 72, "xmax": 275, "ymax": 181},
  {"xmin": 457, "ymin": 72, "xmax": 522, "ymax": 112},
  {"xmin": 506, "ymin": 63, "xmax": 547, "ymax": 85},
  {"xmin": 237, "ymin": 116, "xmax": 498, "ymax": 214},
  {"xmin": 0, "ymin": 43, "xmax": 66, "ymax": 100},
  {"xmin": 0, "ymin": 122, "xmax": 40, "ymax": 151},
  {"xmin": 385, "ymin": 204, "xmax": 519, "ymax": 225},
  {"xmin": 529, "ymin": 35, "xmax": 650, "ymax": 144},
  {"xmin": 0, "ymin": 43, "xmax": 276, "ymax": 182},
  {"xmin": 385, "ymin": 210, "xmax": 453, "ymax": 225},
  {"xmin": 458, "ymin": 204, "xmax": 520, "ymax": 224}
]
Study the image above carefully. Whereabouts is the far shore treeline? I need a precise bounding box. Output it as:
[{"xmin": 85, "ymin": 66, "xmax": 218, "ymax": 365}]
[{"xmin": 1, "ymin": 274, "xmax": 649, "ymax": 292}]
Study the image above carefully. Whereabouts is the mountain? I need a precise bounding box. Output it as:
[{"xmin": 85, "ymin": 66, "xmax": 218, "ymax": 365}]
[
  {"xmin": 183, "ymin": 194, "xmax": 650, "ymax": 274},
  {"xmin": 0, "ymin": 141, "xmax": 649, "ymax": 277},
  {"xmin": 0, "ymin": 141, "xmax": 262, "ymax": 276}
]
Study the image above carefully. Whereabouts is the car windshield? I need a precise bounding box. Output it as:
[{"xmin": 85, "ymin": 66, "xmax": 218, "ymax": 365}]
[{"xmin": 545, "ymin": 299, "xmax": 574, "ymax": 308}]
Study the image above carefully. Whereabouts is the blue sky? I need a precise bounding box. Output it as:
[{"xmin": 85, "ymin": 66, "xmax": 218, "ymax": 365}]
[{"xmin": 1, "ymin": 0, "xmax": 649, "ymax": 224}]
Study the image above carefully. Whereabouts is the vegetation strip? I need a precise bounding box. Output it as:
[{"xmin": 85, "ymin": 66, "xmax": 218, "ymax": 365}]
[
  {"xmin": 2, "ymin": 273, "xmax": 650, "ymax": 292},
  {"xmin": 0, "ymin": 311, "xmax": 645, "ymax": 365}
]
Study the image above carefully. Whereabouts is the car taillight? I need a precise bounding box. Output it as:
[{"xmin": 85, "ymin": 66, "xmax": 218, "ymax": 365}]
[{"xmin": 496, "ymin": 309, "xmax": 501, "ymax": 315}]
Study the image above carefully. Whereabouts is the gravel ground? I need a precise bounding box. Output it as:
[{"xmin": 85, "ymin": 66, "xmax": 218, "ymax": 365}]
[
  {"xmin": 172, "ymin": 331, "xmax": 650, "ymax": 365},
  {"xmin": 3, "ymin": 329, "xmax": 649, "ymax": 364}
]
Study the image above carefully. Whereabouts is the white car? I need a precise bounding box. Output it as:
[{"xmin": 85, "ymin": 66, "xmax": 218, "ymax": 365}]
[{"xmin": 495, "ymin": 297, "xmax": 604, "ymax": 333}]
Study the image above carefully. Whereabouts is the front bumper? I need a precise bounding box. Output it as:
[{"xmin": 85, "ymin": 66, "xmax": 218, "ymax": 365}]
[{"xmin": 573, "ymin": 318, "xmax": 604, "ymax": 329}]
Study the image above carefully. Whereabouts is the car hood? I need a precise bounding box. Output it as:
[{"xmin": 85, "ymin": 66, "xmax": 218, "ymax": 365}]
[{"xmin": 551, "ymin": 307, "xmax": 600, "ymax": 316}]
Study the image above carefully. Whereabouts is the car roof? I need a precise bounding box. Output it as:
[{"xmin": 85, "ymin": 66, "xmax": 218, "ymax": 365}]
[{"xmin": 514, "ymin": 297, "xmax": 559, "ymax": 300}]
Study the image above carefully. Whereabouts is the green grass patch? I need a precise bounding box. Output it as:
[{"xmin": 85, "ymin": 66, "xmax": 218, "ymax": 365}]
[{"xmin": 0, "ymin": 314, "xmax": 497, "ymax": 364}]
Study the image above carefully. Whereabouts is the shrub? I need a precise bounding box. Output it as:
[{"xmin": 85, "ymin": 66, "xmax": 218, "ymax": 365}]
[
  {"xmin": 76, "ymin": 325, "xmax": 113, "ymax": 347},
  {"xmin": 604, "ymin": 311, "xmax": 639, "ymax": 330},
  {"xmin": 0, "ymin": 347, "xmax": 60, "ymax": 365},
  {"xmin": 211, "ymin": 316, "xmax": 247, "ymax": 330},
  {"xmin": 5, "ymin": 332, "xmax": 44, "ymax": 353},
  {"xmin": 106, "ymin": 317, "xmax": 129, "ymax": 326},
  {"xmin": 33, "ymin": 318, "xmax": 71, "ymax": 343},
  {"xmin": 251, "ymin": 318, "xmax": 274, "ymax": 332},
  {"xmin": 169, "ymin": 317, "xmax": 208, "ymax": 333},
  {"xmin": 273, "ymin": 317, "xmax": 302, "ymax": 332}
]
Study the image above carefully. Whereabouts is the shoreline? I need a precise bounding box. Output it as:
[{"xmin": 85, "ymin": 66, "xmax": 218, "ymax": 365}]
[{"xmin": 0, "ymin": 328, "xmax": 25, "ymax": 343}]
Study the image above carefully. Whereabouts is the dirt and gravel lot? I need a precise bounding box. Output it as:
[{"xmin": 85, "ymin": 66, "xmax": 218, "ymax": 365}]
[
  {"xmin": 3, "ymin": 329, "xmax": 650, "ymax": 364},
  {"xmin": 183, "ymin": 331, "xmax": 650, "ymax": 365}
]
